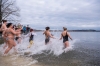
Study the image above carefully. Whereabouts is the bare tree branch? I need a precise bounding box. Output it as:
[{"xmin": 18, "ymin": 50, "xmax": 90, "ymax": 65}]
[
  {"xmin": 0, "ymin": 0, "xmax": 20, "ymax": 22},
  {"xmin": 2, "ymin": 0, "xmax": 9, "ymax": 6},
  {"xmin": 3, "ymin": 10, "xmax": 17, "ymax": 19},
  {"xmin": 2, "ymin": 2, "xmax": 13, "ymax": 12}
]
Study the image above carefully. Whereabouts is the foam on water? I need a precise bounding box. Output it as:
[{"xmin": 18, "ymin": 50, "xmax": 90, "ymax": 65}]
[
  {"xmin": 15, "ymin": 36, "xmax": 76, "ymax": 56},
  {"xmin": 0, "ymin": 32, "xmax": 78, "ymax": 66}
]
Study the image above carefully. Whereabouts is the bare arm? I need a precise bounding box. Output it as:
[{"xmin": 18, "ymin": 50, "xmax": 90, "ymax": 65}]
[
  {"xmin": 60, "ymin": 33, "xmax": 63, "ymax": 40},
  {"xmin": 18, "ymin": 28, "xmax": 22, "ymax": 31},
  {"xmin": 49, "ymin": 32, "xmax": 55, "ymax": 39},
  {"xmin": 10, "ymin": 29, "xmax": 20, "ymax": 35},
  {"xmin": 2, "ymin": 30, "xmax": 6, "ymax": 37},
  {"xmin": 43, "ymin": 31, "xmax": 45, "ymax": 35},
  {"xmin": 67, "ymin": 32, "xmax": 73, "ymax": 40},
  {"xmin": 1, "ymin": 25, "xmax": 5, "ymax": 31}
]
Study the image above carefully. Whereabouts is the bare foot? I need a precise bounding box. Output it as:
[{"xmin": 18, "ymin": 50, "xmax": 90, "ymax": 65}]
[{"xmin": 2, "ymin": 54, "xmax": 7, "ymax": 56}]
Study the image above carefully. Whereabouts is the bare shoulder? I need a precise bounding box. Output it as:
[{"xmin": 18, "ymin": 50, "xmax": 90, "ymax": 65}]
[{"xmin": 67, "ymin": 32, "xmax": 70, "ymax": 35}]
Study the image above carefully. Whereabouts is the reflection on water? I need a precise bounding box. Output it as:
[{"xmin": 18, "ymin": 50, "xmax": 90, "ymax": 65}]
[{"xmin": 0, "ymin": 32, "xmax": 100, "ymax": 66}]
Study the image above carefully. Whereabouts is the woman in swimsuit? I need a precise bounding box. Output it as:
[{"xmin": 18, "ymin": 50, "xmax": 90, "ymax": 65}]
[
  {"xmin": 3, "ymin": 23, "xmax": 20, "ymax": 55},
  {"xmin": 60, "ymin": 27, "xmax": 73, "ymax": 48}
]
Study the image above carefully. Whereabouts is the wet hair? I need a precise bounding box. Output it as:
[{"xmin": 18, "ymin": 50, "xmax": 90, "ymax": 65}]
[
  {"xmin": 2, "ymin": 20, "xmax": 7, "ymax": 23},
  {"xmin": 63, "ymin": 27, "xmax": 67, "ymax": 31},
  {"xmin": 45, "ymin": 27, "xmax": 50, "ymax": 30},
  {"xmin": 7, "ymin": 23, "xmax": 12, "ymax": 28}
]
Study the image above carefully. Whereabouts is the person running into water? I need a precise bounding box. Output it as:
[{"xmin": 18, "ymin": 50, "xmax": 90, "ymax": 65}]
[
  {"xmin": 26, "ymin": 29, "xmax": 37, "ymax": 48},
  {"xmin": 3, "ymin": 23, "xmax": 20, "ymax": 55},
  {"xmin": 60, "ymin": 27, "xmax": 73, "ymax": 48},
  {"xmin": 43, "ymin": 27, "xmax": 55, "ymax": 45},
  {"xmin": 1, "ymin": 20, "xmax": 8, "ymax": 49},
  {"xmin": 15, "ymin": 28, "xmax": 22, "ymax": 44}
]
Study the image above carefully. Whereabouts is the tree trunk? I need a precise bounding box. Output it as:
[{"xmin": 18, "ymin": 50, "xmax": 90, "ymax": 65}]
[{"xmin": 0, "ymin": 0, "xmax": 2, "ymax": 23}]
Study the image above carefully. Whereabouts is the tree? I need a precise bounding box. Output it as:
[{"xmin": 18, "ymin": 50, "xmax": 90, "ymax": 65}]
[{"xmin": 0, "ymin": 0, "xmax": 20, "ymax": 23}]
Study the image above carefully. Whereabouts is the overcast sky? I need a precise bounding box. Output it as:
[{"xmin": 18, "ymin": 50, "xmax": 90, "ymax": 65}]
[{"xmin": 16, "ymin": 0, "xmax": 100, "ymax": 30}]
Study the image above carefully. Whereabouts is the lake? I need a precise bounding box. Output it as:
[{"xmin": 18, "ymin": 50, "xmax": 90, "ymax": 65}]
[{"xmin": 0, "ymin": 32, "xmax": 100, "ymax": 66}]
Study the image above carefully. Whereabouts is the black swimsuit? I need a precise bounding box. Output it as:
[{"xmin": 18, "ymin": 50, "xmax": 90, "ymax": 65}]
[
  {"xmin": 15, "ymin": 37, "xmax": 21, "ymax": 41},
  {"xmin": 29, "ymin": 33, "xmax": 34, "ymax": 42},
  {"xmin": 63, "ymin": 32, "xmax": 68, "ymax": 43},
  {"xmin": 45, "ymin": 36, "xmax": 50, "ymax": 44}
]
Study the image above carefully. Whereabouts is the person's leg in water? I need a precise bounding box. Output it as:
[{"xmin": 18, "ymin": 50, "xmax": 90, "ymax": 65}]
[
  {"xmin": 64, "ymin": 41, "xmax": 69, "ymax": 48},
  {"xmin": 16, "ymin": 37, "xmax": 21, "ymax": 44},
  {"xmin": 3, "ymin": 37, "xmax": 8, "ymax": 49},
  {"xmin": 27, "ymin": 40, "xmax": 33, "ymax": 48},
  {"xmin": 3, "ymin": 41, "xmax": 8, "ymax": 49},
  {"xmin": 18, "ymin": 38, "xmax": 21, "ymax": 44},
  {"xmin": 4, "ymin": 39, "xmax": 17, "ymax": 54},
  {"xmin": 45, "ymin": 38, "xmax": 50, "ymax": 45}
]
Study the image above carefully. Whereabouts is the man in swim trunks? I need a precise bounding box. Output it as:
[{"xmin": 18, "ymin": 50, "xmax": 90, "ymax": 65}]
[
  {"xmin": 43, "ymin": 27, "xmax": 55, "ymax": 45},
  {"xmin": 60, "ymin": 27, "xmax": 73, "ymax": 48}
]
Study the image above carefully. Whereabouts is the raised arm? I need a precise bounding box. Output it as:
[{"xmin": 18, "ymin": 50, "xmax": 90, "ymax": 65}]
[{"xmin": 67, "ymin": 32, "xmax": 73, "ymax": 40}]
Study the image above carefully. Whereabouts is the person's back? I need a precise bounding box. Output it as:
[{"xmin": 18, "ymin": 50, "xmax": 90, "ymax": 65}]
[
  {"xmin": 44, "ymin": 30, "xmax": 50, "ymax": 38},
  {"xmin": 43, "ymin": 27, "xmax": 55, "ymax": 44},
  {"xmin": 62, "ymin": 31, "xmax": 68, "ymax": 37},
  {"xmin": 1, "ymin": 20, "xmax": 7, "ymax": 32},
  {"xmin": 60, "ymin": 27, "xmax": 72, "ymax": 48}
]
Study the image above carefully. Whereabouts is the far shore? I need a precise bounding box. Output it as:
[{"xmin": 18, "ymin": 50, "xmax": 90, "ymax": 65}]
[{"xmin": 34, "ymin": 30, "xmax": 100, "ymax": 32}]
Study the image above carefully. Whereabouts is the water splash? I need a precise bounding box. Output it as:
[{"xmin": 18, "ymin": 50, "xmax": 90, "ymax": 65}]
[{"xmin": 0, "ymin": 32, "xmax": 77, "ymax": 66}]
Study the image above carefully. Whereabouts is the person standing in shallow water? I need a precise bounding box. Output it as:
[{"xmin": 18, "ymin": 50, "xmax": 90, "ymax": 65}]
[
  {"xmin": 60, "ymin": 27, "xmax": 73, "ymax": 48},
  {"xmin": 43, "ymin": 27, "xmax": 55, "ymax": 45}
]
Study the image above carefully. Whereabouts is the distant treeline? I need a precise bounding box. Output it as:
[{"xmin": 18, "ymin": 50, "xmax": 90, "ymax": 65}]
[{"xmin": 34, "ymin": 29, "xmax": 100, "ymax": 32}]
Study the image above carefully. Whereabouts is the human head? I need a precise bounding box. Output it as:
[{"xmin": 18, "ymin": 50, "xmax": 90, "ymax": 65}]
[
  {"xmin": 45, "ymin": 27, "xmax": 50, "ymax": 30},
  {"xmin": 7, "ymin": 23, "xmax": 13, "ymax": 28},
  {"xmin": 2, "ymin": 20, "xmax": 7, "ymax": 24},
  {"xmin": 63, "ymin": 27, "xmax": 67, "ymax": 31},
  {"xmin": 30, "ymin": 29, "xmax": 33, "ymax": 32}
]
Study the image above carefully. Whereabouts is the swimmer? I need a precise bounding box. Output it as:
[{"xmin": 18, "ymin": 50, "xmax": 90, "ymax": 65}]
[
  {"xmin": 1, "ymin": 20, "xmax": 8, "ymax": 49},
  {"xmin": 3, "ymin": 23, "xmax": 20, "ymax": 55},
  {"xmin": 60, "ymin": 27, "xmax": 73, "ymax": 48},
  {"xmin": 27, "ymin": 29, "xmax": 37, "ymax": 48},
  {"xmin": 43, "ymin": 27, "xmax": 55, "ymax": 45}
]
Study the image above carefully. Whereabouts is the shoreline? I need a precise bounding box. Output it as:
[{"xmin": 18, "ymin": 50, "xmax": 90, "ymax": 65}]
[{"xmin": 34, "ymin": 30, "xmax": 100, "ymax": 32}]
